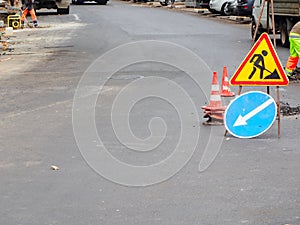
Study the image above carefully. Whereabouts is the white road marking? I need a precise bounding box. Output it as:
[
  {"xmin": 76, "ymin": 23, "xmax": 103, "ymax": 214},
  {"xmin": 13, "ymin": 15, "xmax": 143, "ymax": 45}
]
[{"xmin": 73, "ymin": 14, "xmax": 81, "ymax": 21}]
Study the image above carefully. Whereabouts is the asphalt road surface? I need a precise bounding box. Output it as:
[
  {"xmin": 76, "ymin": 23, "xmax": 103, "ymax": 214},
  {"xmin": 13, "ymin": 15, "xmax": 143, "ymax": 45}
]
[{"xmin": 1, "ymin": 1, "xmax": 300, "ymax": 225}]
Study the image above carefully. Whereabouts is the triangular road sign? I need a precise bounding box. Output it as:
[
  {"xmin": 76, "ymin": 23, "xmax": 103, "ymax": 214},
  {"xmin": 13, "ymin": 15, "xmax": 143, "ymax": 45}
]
[{"xmin": 230, "ymin": 33, "xmax": 289, "ymax": 86}]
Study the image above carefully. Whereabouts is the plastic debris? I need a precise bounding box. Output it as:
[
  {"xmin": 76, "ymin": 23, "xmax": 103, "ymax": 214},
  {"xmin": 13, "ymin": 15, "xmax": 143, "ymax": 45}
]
[{"xmin": 51, "ymin": 165, "xmax": 59, "ymax": 170}]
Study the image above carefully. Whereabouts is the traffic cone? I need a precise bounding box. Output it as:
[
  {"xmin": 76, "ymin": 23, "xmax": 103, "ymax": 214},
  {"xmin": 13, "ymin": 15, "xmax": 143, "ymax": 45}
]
[
  {"xmin": 220, "ymin": 66, "xmax": 235, "ymax": 97},
  {"xmin": 202, "ymin": 71, "xmax": 225, "ymax": 110},
  {"xmin": 201, "ymin": 71, "xmax": 226, "ymax": 125}
]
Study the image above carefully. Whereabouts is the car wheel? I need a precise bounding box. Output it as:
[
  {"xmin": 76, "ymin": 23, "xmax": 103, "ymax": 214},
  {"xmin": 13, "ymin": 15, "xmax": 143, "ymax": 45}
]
[
  {"xmin": 280, "ymin": 19, "xmax": 289, "ymax": 47},
  {"xmin": 223, "ymin": 2, "xmax": 231, "ymax": 16},
  {"xmin": 160, "ymin": 0, "xmax": 168, "ymax": 6},
  {"xmin": 220, "ymin": 2, "xmax": 228, "ymax": 15}
]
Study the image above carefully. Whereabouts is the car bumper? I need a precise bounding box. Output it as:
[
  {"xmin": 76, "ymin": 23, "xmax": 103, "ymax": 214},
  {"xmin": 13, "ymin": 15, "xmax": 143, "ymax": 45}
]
[{"xmin": 236, "ymin": 5, "xmax": 252, "ymax": 16}]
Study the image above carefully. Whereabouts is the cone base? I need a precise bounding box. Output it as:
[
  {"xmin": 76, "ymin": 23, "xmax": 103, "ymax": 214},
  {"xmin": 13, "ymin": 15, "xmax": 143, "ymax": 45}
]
[
  {"xmin": 202, "ymin": 116, "xmax": 224, "ymax": 125},
  {"xmin": 204, "ymin": 113, "xmax": 223, "ymax": 120},
  {"xmin": 202, "ymin": 112, "xmax": 224, "ymax": 125},
  {"xmin": 203, "ymin": 120, "xmax": 224, "ymax": 126},
  {"xmin": 221, "ymin": 91, "xmax": 235, "ymax": 97},
  {"xmin": 201, "ymin": 105, "xmax": 227, "ymax": 111}
]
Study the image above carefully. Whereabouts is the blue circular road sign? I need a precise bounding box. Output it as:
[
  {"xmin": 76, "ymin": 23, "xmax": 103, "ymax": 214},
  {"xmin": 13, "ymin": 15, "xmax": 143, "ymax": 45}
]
[{"xmin": 224, "ymin": 91, "xmax": 277, "ymax": 138}]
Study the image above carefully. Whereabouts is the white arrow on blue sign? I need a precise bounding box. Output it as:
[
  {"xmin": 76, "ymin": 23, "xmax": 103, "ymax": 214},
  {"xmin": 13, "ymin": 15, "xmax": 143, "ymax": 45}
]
[{"xmin": 224, "ymin": 91, "xmax": 277, "ymax": 138}]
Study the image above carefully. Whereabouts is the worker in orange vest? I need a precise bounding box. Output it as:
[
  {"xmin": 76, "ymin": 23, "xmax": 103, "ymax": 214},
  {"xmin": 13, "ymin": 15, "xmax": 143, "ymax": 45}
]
[
  {"xmin": 21, "ymin": 0, "xmax": 38, "ymax": 28},
  {"xmin": 285, "ymin": 21, "xmax": 300, "ymax": 80}
]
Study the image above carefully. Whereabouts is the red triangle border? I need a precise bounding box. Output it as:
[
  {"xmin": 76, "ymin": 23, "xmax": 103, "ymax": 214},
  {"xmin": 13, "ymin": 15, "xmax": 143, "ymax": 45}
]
[{"xmin": 230, "ymin": 33, "xmax": 289, "ymax": 86}]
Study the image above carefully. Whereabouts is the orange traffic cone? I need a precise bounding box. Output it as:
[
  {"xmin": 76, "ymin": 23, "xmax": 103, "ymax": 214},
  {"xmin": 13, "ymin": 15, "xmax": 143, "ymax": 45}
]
[
  {"xmin": 221, "ymin": 66, "xmax": 235, "ymax": 97},
  {"xmin": 202, "ymin": 71, "xmax": 225, "ymax": 110},
  {"xmin": 201, "ymin": 71, "xmax": 226, "ymax": 125}
]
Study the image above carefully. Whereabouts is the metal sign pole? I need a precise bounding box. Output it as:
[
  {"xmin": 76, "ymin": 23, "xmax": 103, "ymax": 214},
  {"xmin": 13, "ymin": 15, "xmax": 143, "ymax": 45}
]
[
  {"xmin": 269, "ymin": 0, "xmax": 280, "ymax": 138},
  {"xmin": 270, "ymin": 0, "xmax": 276, "ymax": 47},
  {"xmin": 267, "ymin": 0, "xmax": 280, "ymax": 138},
  {"xmin": 266, "ymin": 0, "xmax": 270, "ymax": 95},
  {"xmin": 252, "ymin": 0, "xmax": 266, "ymax": 45}
]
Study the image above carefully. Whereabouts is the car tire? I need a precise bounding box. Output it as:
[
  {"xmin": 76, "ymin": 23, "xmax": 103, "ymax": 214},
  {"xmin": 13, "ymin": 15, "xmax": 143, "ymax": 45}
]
[
  {"xmin": 223, "ymin": 2, "xmax": 231, "ymax": 16},
  {"xmin": 160, "ymin": 0, "xmax": 168, "ymax": 6},
  {"xmin": 280, "ymin": 19, "xmax": 289, "ymax": 47},
  {"xmin": 220, "ymin": 2, "xmax": 228, "ymax": 16}
]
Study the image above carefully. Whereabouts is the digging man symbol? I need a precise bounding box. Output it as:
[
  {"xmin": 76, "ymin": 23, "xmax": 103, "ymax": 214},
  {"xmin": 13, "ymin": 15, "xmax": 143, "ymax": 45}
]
[{"xmin": 248, "ymin": 50, "xmax": 280, "ymax": 80}]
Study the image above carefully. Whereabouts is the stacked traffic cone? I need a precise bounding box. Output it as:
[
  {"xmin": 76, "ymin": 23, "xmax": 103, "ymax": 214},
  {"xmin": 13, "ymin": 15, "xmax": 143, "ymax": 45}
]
[
  {"xmin": 201, "ymin": 71, "xmax": 226, "ymax": 125},
  {"xmin": 220, "ymin": 66, "xmax": 235, "ymax": 97}
]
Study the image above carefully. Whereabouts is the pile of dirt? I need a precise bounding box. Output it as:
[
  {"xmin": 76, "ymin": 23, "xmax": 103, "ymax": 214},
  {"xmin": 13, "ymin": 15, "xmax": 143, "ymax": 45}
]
[
  {"xmin": 280, "ymin": 102, "xmax": 300, "ymax": 116},
  {"xmin": 0, "ymin": 0, "xmax": 22, "ymax": 23}
]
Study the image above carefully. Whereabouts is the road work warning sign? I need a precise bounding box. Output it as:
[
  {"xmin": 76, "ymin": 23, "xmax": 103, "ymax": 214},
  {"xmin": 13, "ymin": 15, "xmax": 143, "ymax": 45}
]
[{"xmin": 230, "ymin": 33, "xmax": 289, "ymax": 86}]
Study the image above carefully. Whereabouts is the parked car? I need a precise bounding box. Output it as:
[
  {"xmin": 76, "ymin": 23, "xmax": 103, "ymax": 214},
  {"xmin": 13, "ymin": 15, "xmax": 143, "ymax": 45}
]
[
  {"xmin": 251, "ymin": 0, "xmax": 300, "ymax": 47},
  {"xmin": 235, "ymin": 0, "xmax": 254, "ymax": 16},
  {"xmin": 224, "ymin": 0, "xmax": 254, "ymax": 16},
  {"xmin": 250, "ymin": 0, "xmax": 267, "ymax": 40},
  {"xmin": 209, "ymin": 0, "xmax": 229, "ymax": 15},
  {"xmin": 185, "ymin": 0, "xmax": 211, "ymax": 9},
  {"xmin": 199, "ymin": 0, "xmax": 211, "ymax": 9},
  {"xmin": 223, "ymin": 0, "xmax": 237, "ymax": 16},
  {"xmin": 35, "ymin": 0, "xmax": 70, "ymax": 14}
]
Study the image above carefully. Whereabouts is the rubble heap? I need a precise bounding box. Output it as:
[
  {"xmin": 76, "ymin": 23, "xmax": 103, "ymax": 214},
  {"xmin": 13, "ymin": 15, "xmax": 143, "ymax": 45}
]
[
  {"xmin": 281, "ymin": 102, "xmax": 300, "ymax": 116},
  {"xmin": 0, "ymin": 0, "xmax": 22, "ymax": 23}
]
